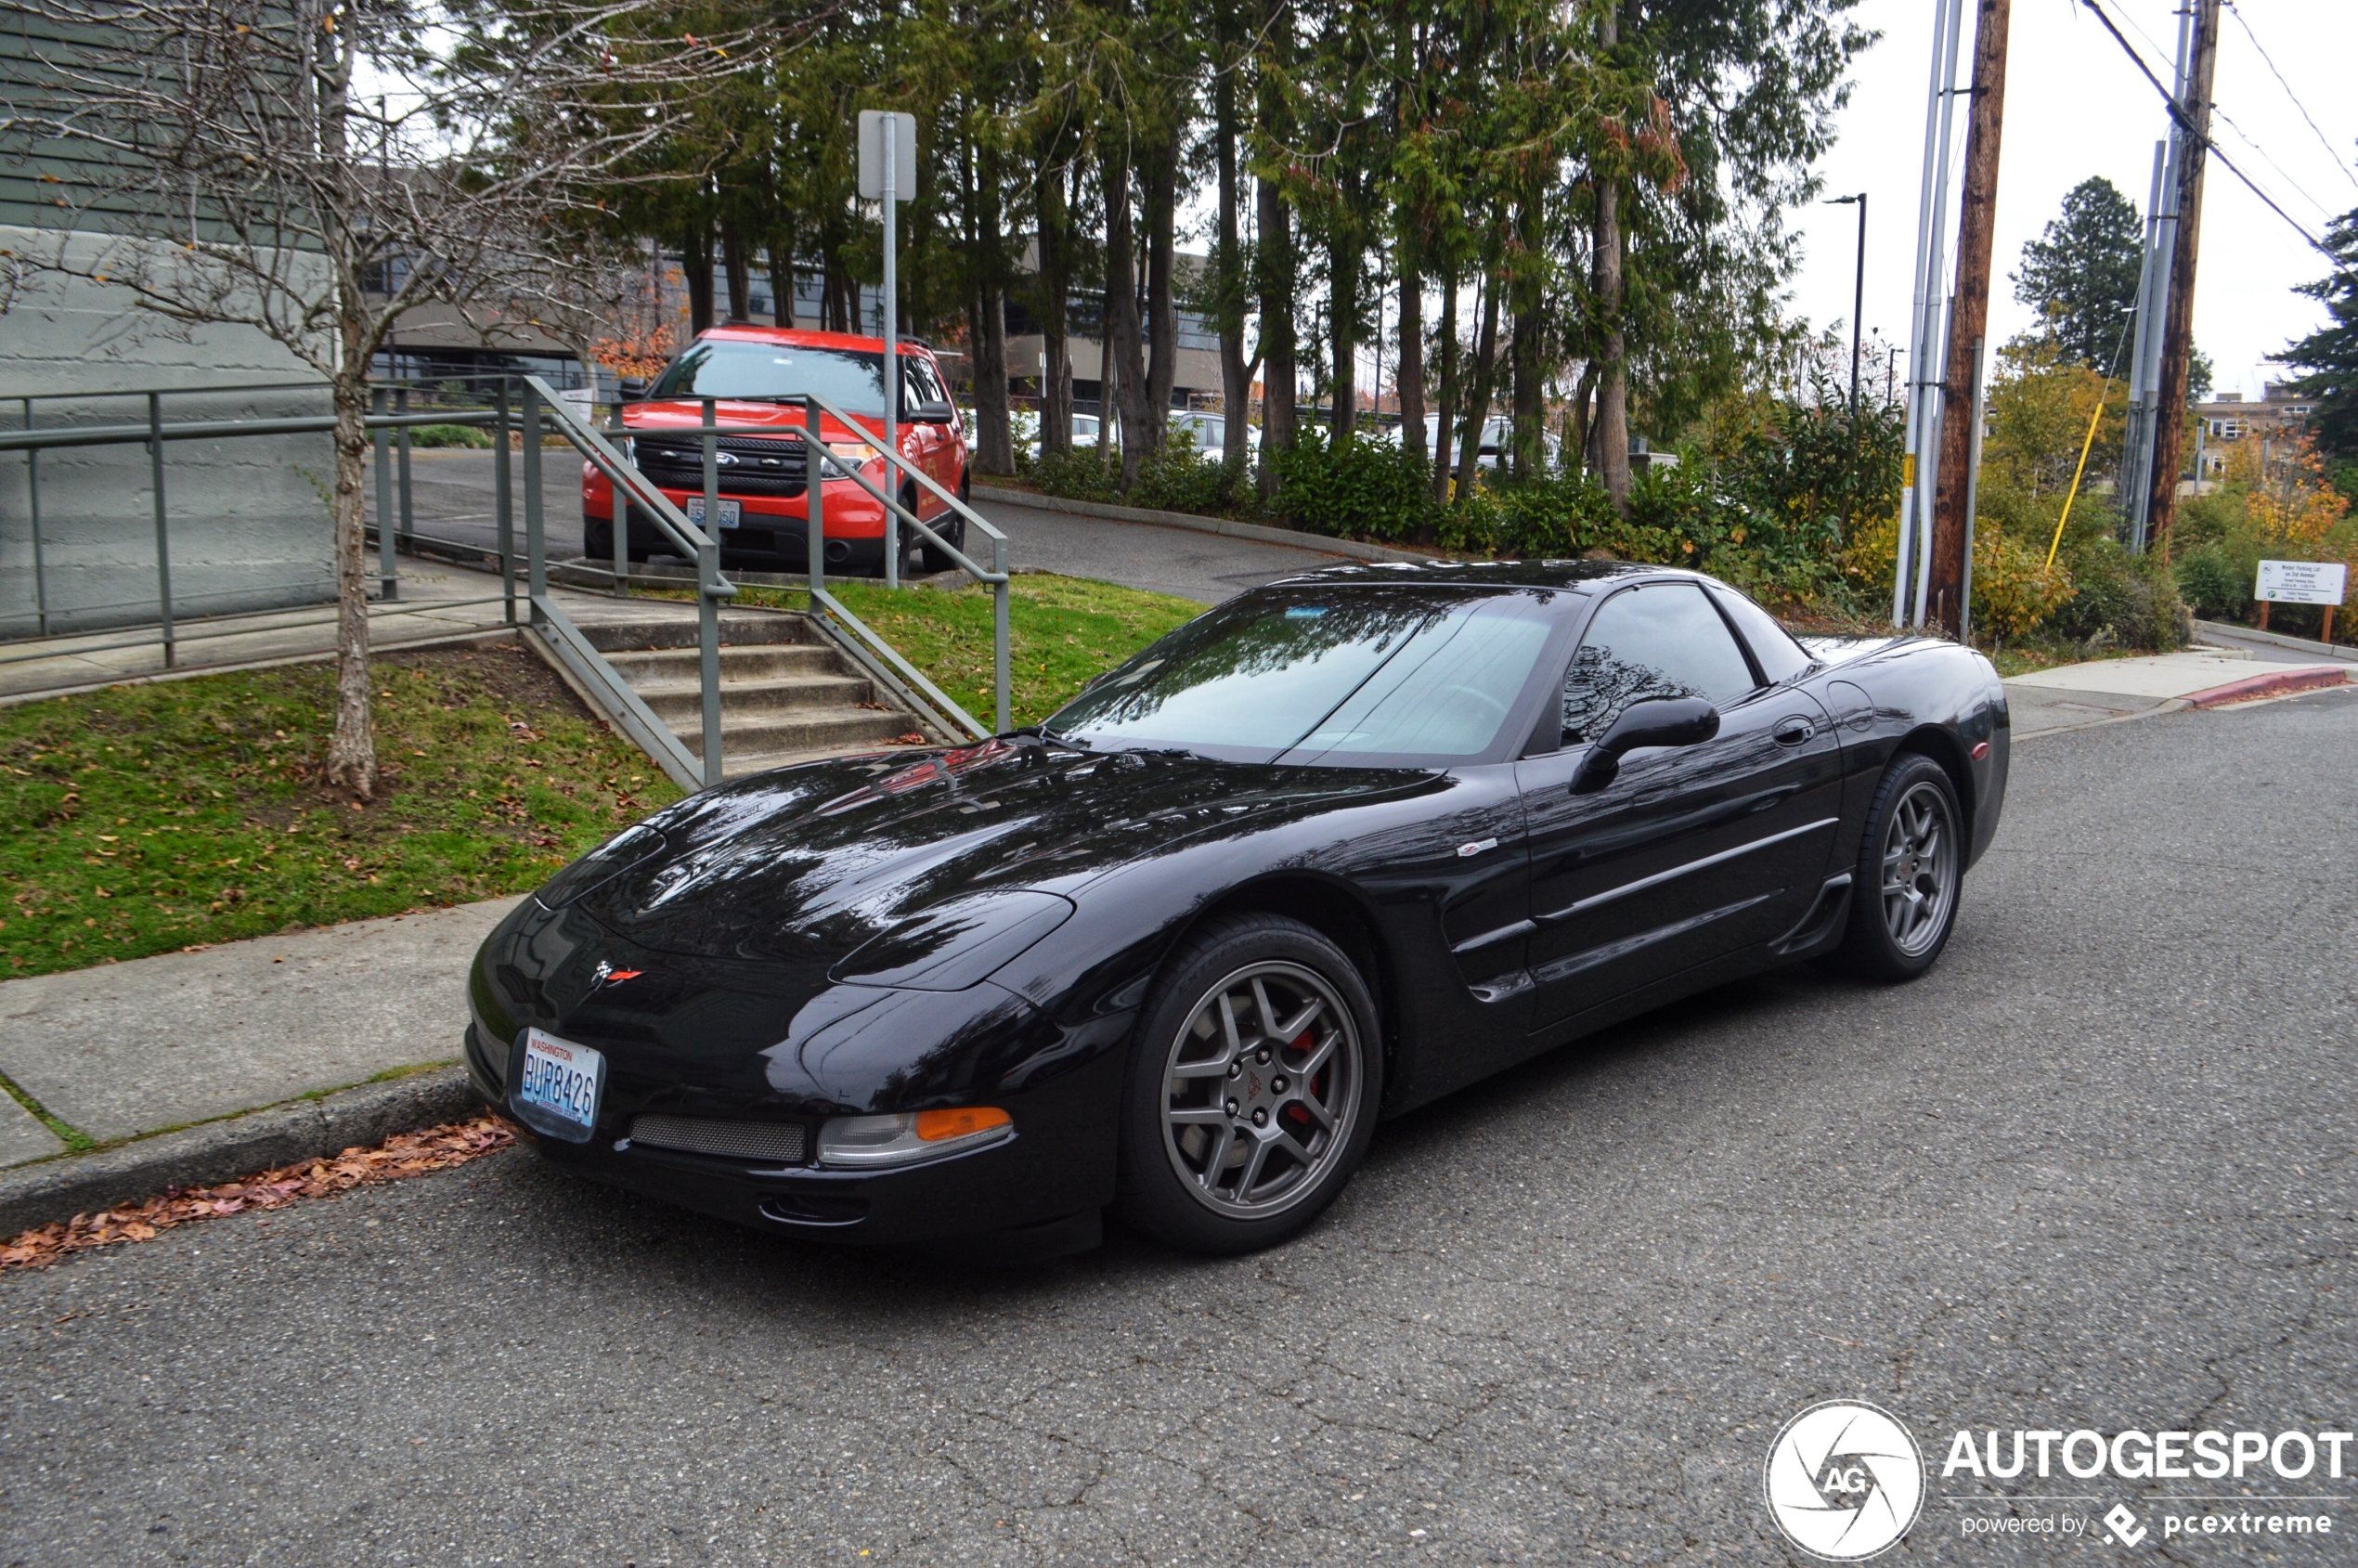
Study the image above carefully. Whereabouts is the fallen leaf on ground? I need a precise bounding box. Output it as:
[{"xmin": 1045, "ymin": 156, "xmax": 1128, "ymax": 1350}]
[{"xmin": 0, "ymin": 1115, "xmax": 518, "ymax": 1272}]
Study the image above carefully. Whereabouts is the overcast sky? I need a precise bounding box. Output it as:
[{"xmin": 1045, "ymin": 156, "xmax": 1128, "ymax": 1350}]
[{"xmin": 1785, "ymin": 0, "xmax": 2358, "ymax": 404}]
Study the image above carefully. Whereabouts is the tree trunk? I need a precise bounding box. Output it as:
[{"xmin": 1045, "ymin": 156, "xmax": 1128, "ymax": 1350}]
[
  {"xmin": 1256, "ymin": 172, "xmax": 1296, "ymax": 499},
  {"xmin": 1214, "ymin": 12, "xmax": 1252, "ymax": 473},
  {"xmin": 966, "ymin": 147, "xmax": 1014, "ymax": 476},
  {"xmin": 1142, "ymin": 136, "xmax": 1178, "ymax": 457},
  {"xmin": 1432, "ymin": 269, "xmax": 1458, "ymax": 502},
  {"xmin": 1454, "ymin": 270, "xmax": 1499, "ymax": 498},
  {"xmin": 768, "ymin": 240, "xmax": 795, "ymax": 328},
  {"xmin": 1255, "ymin": 0, "xmax": 1296, "ymax": 500},
  {"xmin": 324, "ymin": 358, "xmax": 376, "ymax": 800},
  {"xmin": 1592, "ymin": 10, "xmax": 1631, "ymax": 512},
  {"xmin": 1103, "ymin": 142, "xmax": 1147, "ymax": 487},
  {"xmin": 685, "ymin": 225, "xmax": 716, "ymax": 334},
  {"xmin": 720, "ymin": 222, "xmax": 751, "ymax": 321},
  {"xmin": 1037, "ymin": 158, "xmax": 1074, "ymax": 460},
  {"xmin": 1330, "ymin": 223, "xmax": 1359, "ymax": 444},
  {"xmin": 1396, "ymin": 261, "xmax": 1425, "ymax": 471},
  {"xmin": 1569, "ymin": 358, "xmax": 1599, "ymax": 475},
  {"xmin": 1509, "ymin": 188, "xmax": 1545, "ymax": 477}
]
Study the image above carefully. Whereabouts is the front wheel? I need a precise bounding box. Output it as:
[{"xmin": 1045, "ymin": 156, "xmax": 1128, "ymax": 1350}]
[
  {"xmin": 1114, "ymin": 914, "xmax": 1381, "ymax": 1253},
  {"xmin": 1839, "ymin": 752, "xmax": 1963, "ymax": 980}
]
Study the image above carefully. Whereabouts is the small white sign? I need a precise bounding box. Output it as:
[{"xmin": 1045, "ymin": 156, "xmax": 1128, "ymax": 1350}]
[
  {"xmin": 857, "ymin": 110, "xmax": 917, "ymax": 202},
  {"xmin": 2256, "ymin": 559, "xmax": 2347, "ymax": 606}
]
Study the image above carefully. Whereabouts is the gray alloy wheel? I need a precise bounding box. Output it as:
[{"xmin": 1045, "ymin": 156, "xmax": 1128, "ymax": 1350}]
[
  {"xmin": 1879, "ymin": 778, "xmax": 1957, "ymax": 957},
  {"xmin": 1839, "ymin": 751, "xmax": 1963, "ymax": 980},
  {"xmin": 1158, "ymin": 960, "xmax": 1364, "ymax": 1220}
]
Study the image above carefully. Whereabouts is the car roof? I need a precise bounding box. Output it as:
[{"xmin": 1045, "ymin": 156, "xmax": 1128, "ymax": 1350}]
[
  {"xmin": 696, "ymin": 323, "xmax": 933, "ymax": 357},
  {"xmin": 1264, "ymin": 558, "xmax": 1691, "ymax": 592}
]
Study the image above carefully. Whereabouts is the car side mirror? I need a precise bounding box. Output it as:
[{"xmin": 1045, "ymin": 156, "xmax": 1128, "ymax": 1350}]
[
  {"xmin": 912, "ymin": 398, "xmax": 956, "ymax": 424},
  {"xmin": 616, "ymin": 377, "xmax": 647, "ymax": 401},
  {"xmin": 1571, "ymin": 696, "xmax": 1720, "ymax": 794}
]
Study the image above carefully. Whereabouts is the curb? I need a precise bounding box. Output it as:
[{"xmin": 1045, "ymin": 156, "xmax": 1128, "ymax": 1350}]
[
  {"xmin": 2194, "ymin": 617, "xmax": 2357, "ymax": 664},
  {"xmin": 970, "ymin": 486, "xmax": 1440, "ymax": 566},
  {"xmin": 2182, "ymin": 667, "xmax": 2349, "ymax": 708},
  {"xmin": 0, "ymin": 1068, "xmax": 483, "ymax": 1239}
]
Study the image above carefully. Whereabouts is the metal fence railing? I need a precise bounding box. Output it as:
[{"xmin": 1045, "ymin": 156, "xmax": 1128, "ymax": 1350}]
[
  {"xmin": 4, "ymin": 371, "xmax": 1015, "ymax": 787},
  {"xmin": 1, "ymin": 377, "xmax": 516, "ymax": 666}
]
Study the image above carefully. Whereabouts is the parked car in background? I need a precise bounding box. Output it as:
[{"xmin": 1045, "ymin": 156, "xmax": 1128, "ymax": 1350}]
[
  {"xmin": 1167, "ymin": 410, "xmax": 1258, "ymax": 468},
  {"xmin": 583, "ymin": 324, "xmax": 969, "ymax": 577}
]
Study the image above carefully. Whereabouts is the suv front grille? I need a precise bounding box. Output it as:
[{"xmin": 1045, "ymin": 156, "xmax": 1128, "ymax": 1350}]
[
  {"xmin": 629, "ymin": 1114, "xmax": 807, "ymax": 1164},
  {"xmin": 633, "ymin": 434, "xmax": 809, "ymax": 499}
]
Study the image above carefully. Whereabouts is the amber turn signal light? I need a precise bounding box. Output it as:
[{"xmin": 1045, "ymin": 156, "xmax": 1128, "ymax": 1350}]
[{"xmin": 914, "ymin": 1106, "xmax": 1012, "ymax": 1142}]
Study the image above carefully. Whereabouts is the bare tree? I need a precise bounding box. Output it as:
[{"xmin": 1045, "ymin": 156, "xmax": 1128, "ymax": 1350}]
[{"xmin": 5, "ymin": 0, "xmax": 778, "ymax": 797}]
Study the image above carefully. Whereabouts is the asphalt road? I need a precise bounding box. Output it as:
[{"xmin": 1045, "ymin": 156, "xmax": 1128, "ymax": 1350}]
[
  {"xmin": 383, "ymin": 450, "xmax": 1342, "ymax": 604},
  {"xmin": 5, "ymin": 687, "xmax": 2355, "ymax": 1566}
]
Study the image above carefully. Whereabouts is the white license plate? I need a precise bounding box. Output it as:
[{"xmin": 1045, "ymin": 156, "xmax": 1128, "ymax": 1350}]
[
  {"xmin": 512, "ymin": 1028, "xmax": 605, "ymax": 1143},
  {"xmin": 683, "ymin": 497, "xmax": 743, "ymax": 529}
]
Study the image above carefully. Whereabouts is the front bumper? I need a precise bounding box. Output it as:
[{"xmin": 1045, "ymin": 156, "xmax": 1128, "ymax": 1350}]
[
  {"xmin": 463, "ymin": 1010, "xmax": 1125, "ymax": 1251},
  {"xmin": 585, "ymin": 506, "xmax": 887, "ymax": 573}
]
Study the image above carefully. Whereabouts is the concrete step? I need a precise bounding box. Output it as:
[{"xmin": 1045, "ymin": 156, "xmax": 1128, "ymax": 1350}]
[
  {"xmin": 721, "ymin": 741, "xmax": 926, "ymax": 779},
  {"xmin": 603, "ymin": 642, "xmax": 841, "ymax": 683},
  {"xmin": 576, "ymin": 613, "xmax": 810, "ymax": 654},
  {"xmin": 667, "ymin": 708, "xmax": 916, "ymax": 762},
  {"xmin": 634, "ymin": 671, "xmax": 876, "ymax": 721}
]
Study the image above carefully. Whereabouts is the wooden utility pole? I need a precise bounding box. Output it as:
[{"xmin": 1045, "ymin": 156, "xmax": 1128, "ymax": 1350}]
[
  {"xmin": 2144, "ymin": 0, "xmax": 2222, "ymax": 559},
  {"xmin": 1927, "ymin": 0, "xmax": 2011, "ymax": 640}
]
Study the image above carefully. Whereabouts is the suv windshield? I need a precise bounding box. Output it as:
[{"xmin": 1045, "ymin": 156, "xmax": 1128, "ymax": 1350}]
[
  {"xmin": 650, "ymin": 340, "xmax": 887, "ymax": 411},
  {"xmin": 1046, "ymin": 587, "xmax": 1557, "ymax": 764}
]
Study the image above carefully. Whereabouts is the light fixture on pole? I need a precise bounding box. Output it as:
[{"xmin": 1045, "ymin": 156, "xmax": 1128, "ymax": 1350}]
[{"xmin": 1825, "ymin": 194, "xmax": 1867, "ymax": 421}]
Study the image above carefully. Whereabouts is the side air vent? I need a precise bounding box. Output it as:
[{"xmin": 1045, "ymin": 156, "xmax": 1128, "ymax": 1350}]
[{"xmin": 629, "ymin": 1115, "xmax": 807, "ymax": 1164}]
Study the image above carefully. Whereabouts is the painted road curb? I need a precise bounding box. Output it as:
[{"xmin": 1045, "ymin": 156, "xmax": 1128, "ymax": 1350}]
[
  {"xmin": 2182, "ymin": 667, "xmax": 2350, "ymax": 708},
  {"xmin": 0, "ymin": 1068, "xmax": 483, "ymax": 1239},
  {"xmin": 971, "ymin": 486, "xmax": 1439, "ymax": 566}
]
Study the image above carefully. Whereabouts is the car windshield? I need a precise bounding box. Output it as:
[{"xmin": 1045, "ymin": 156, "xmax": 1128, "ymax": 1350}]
[
  {"xmin": 1045, "ymin": 586, "xmax": 1558, "ymax": 764},
  {"xmin": 649, "ymin": 340, "xmax": 887, "ymax": 411}
]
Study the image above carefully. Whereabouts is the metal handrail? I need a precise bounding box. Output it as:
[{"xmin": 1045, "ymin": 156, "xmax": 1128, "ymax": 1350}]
[
  {"xmin": 797, "ymin": 391, "xmax": 1011, "ymax": 737},
  {"xmin": 522, "ymin": 375, "xmax": 734, "ymax": 788},
  {"xmin": 0, "ymin": 408, "xmax": 497, "ymax": 453}
]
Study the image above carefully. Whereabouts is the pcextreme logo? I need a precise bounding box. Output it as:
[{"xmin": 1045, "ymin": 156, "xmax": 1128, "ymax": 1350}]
[{"xmin": 1764, "ymin": 1401, "xmax": 1926, "ymax": 1561}]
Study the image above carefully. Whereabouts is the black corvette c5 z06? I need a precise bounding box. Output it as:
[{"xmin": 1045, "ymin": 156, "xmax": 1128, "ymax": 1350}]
[{"xmin": 466, "ymin": 560, "xmax": 2008, "ymax": 1257}]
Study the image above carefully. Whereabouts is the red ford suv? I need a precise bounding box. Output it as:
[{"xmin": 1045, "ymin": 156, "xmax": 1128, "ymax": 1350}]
[{"xmin": 584, "ymin": 324, "xmax": 970, "ymax": 577}]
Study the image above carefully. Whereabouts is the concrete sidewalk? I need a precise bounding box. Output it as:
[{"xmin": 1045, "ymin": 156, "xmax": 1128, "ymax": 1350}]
[{"xmin": 2005, "ymin": 644, "xmax": 2348, "ymax": 736}]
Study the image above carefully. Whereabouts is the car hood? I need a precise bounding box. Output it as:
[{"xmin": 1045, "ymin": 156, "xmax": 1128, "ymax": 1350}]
[{"xmin": 566, "ymin": 736, "xmax": 1424, "ymax": 966}]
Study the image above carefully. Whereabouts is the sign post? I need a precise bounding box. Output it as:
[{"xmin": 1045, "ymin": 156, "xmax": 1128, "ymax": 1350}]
[
  {"xmin": 858, "ymin": 110, "xmax": 916, "ymax": 590},
  {"xmin": 2255, "ymin": 559, "xmax": 2347, "ymax": 642}
]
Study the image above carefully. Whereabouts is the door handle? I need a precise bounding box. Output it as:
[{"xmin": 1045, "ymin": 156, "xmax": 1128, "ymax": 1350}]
[{"xmin": 1773, "ymin": 717, "xmax": 1815, "ymax": 745}]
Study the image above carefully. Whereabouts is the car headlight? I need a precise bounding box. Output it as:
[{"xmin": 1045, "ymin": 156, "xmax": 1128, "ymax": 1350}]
[
  {"xmin": 534, "ymin": 822, "xmax": 668, "ymax": 910},
  {"xmin": 824, "ymin": 440, "xmax": 880, "ymax": 472},
  {"xmin": 817, "ymin": 1107, "xmax": 1013, "ymax": 1168}
]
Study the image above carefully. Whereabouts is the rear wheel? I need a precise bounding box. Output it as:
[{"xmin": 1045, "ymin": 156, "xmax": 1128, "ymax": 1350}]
[
  {"xmin": 1114, "ymin": 914, "xmax": 1380, "ymax": 1253},
  {"xmin": 1839, "ymin": 752, "xmax": 1963, "ymax": 980}
]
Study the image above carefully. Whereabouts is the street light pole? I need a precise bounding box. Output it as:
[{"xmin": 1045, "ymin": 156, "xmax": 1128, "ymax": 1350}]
[{"xmin": 1827, "ymin": 193, "xmax": 1867, "ymax": 421}]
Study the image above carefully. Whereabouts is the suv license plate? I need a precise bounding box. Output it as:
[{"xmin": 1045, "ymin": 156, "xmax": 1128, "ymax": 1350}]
[{"xmin": 683, "ymin": 498, "xmax": 743, "ymax": 529}]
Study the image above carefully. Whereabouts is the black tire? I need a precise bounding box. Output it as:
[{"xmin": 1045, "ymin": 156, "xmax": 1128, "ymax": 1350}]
[
  {"xmin": 1839, "ymin": 751, "xmax": 1964, "ymax": 981},
  {"xmin": 1113, "ymin": 914, "xmax": 1382, "ymax": 1254}
]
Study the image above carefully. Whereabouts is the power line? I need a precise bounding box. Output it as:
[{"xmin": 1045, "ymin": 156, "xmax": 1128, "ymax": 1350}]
[
  {"xmin": 2073, "ymin": 0, "xmax": 2341, "ymax": 268},
  {"xmin": 2222, "ymin": 0, "xmax": 2358, "ymax": 197},
  {"xmin": 2211, "ymin": 101, "xmax": 2337, "ymax": 225}
]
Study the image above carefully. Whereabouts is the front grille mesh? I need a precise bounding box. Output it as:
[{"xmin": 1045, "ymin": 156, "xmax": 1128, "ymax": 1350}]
[{"xmin": 629, "ymin": 1114, "xmax": 807, "ymax": 1164}]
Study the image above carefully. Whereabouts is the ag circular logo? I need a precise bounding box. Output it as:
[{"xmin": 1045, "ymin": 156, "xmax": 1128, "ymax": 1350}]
[{"xmin": 1763, "ymin": 1400, "xmax": 1924, "ymax": 1560}]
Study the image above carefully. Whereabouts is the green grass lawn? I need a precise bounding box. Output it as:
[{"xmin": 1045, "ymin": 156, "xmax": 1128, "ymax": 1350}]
[
  {"xmin": 0, "ymin": 641, "xmax": 680, "ymax": 981},
  {"xmin": 665, "ymin": 573, "xmax": 1205, "ymax": 730}
]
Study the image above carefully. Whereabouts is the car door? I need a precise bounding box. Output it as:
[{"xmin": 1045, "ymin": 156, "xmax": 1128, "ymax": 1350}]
[{"xmin": 1515, "ymin": 579, "xmax": 1844, "ymax": 1033}]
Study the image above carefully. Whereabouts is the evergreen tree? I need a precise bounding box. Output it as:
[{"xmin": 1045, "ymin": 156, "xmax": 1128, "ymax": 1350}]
[
  {"xmin": 2282, "ymin": 209, "xmax": 2358, "ymax": 457},
  {"xmin": 2013, "ymin": 175, "xmax": 2144, "ymax": 372}
]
